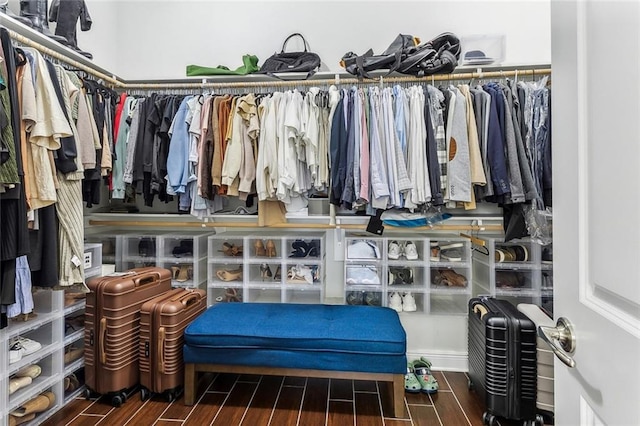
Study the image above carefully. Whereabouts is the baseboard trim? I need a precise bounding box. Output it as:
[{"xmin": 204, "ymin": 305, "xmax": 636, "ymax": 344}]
[{"xmin": 406, "ymin": 350, "xmax": 468, "ymax": 372}]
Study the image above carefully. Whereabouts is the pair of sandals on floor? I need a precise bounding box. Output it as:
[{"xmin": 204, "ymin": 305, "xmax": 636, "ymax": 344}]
[{"xmin": 405, "ymin": 357, "xmax": 439, "ymax": 394}]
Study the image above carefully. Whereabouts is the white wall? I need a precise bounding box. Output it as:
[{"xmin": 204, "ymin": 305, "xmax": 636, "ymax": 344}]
[
  {"xmin": 75, "ymin": 0, "xmax": 551, "ymax": 80},
  {"xmin": 78, "ymin": 0, "xmax": 120, "ymax": 73}
]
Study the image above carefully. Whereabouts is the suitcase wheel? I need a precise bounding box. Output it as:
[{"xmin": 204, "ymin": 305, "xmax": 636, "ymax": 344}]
[
  {"xmin": 482, "ymin": 412, "xmax": 499, "ymax": 426},
  {"xmin": 522, "ymin": 415, "xmax": 545, "ymax": 426},
  {"xmin": 83, "ymin": 388, "xmax": 99, "ymax": 400},
  {"xmin": 140, "ymin": 387, "xmax": 151, "ymax": 402},
  {"xmin": 111, "ymin": 394, "xmax": 124, "ymax": 407},
  {"xmin": 467, "ymin": 377, "xmax": 474, "ymax": 391},
  {"xmin": 165, "ymin": 391, "xmax": 175, "ymax": 403}
]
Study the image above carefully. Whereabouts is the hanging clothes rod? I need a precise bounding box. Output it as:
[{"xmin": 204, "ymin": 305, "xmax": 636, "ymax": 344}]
[
  {"xmin": 123, "ymin": 68, "xmax": 551, "ymax": 90},
  {"xmin": 7, "ymin": 29, "xmax": 124, "ymax": 87}
]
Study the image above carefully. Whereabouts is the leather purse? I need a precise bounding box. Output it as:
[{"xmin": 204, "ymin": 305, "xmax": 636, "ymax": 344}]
[{"xmin": 258, "ymin": 33, "xmax": 321, "ymax": 78}]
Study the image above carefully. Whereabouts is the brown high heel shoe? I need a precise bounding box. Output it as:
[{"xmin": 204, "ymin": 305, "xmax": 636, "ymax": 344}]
[
  {"xmin": 225, "ymin": 288, "xmax": 242, "ymax": 302},
  {"xmin": 220, "ymin": 242, "xmax": 243, "ymax": 257},
  {"xmin": 216, "ymin": 268, "xmax": 243, "ymax": 282},
  {"xmin": 176, "ymin": 265, "xmax": 192, "ymax": 282},
  {"xmin": 171, "ymin": 266, "xmax": 180, "ymax": 280},
  {"xmin": 265, "ymin": 240, "xmax": 277, "ymax": 257},
  {"xmin": 254, "ymin": 239, "xmax": 266, "ymax": 256}
]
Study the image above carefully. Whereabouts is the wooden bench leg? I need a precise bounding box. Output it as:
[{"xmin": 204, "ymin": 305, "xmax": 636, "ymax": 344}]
[
  {"xmin": 392, "ymin": 374, "xmax": 405, "ymax": 418},
  {"xmin": 184, "ymin": 363, "xmax": 196, "ymax": 405}
]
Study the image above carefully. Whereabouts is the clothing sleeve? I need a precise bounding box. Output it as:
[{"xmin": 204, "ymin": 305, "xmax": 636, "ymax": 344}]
[
  {"xmin": 221, "ymin": 109, "xmax": 243, "ymax": 186},
  {"xmin": 73, "ymin": 88, "xmax": 97, "ymax": 170},
  {"xmin": 123, "ymin": 99, "xmax": 143, "ymax": 184}
]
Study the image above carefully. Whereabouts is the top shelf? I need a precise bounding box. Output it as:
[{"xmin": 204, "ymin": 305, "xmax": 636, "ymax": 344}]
[{"xmin": 1, "ymin": 13, "xmax": 550, "ymax": 91}]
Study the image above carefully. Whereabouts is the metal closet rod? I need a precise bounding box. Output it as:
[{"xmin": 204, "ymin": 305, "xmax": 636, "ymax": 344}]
[
  {"xmin": 8, "ymin": 29, "xmax": 123, "ymax": 87},
  {"xmin": 124, "ymin": 68, "xmax": 551, "ymax": 90},
  {"xmin": 8, "ymin": 29, "xmax": 550, "ymax": 90}
]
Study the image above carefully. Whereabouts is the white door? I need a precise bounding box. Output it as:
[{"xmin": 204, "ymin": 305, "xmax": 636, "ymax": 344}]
[{"xmin": 550, "ymin": 1, "xmax": 640, "ymax": 425}]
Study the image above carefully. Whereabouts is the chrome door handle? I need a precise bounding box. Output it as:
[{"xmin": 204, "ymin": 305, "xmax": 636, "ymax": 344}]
[{"xmin": 537, "ymin": 317, "xmax": 577, "ymax": 368}]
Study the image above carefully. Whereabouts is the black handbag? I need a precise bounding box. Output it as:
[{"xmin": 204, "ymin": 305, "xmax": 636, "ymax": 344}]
[{"xmin": 258, "ymin": 33, "xmax": 321, "ymax": 78}]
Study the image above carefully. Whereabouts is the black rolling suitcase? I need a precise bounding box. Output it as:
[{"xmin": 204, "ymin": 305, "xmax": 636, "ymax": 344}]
[{"xmin": 468, "ymin": 296, "xmax": 543, "ymax": 426}]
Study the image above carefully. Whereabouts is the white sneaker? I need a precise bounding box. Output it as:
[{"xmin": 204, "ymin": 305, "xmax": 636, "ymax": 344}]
[
  {"xmin": 389, "ymin": 292, "xmax": 403, "ymax": 312},
  {"xmin": 404, "ymin": 241, "xmax": 418, "ymax": 260},
  {"xmin": 402, "ymin": 292, "xmax": 417, "ymax": 312},
  {"xmin": 12, "ymin": 337, "xmax": 42, "ymax": 356},
  {"xmin": 388, "ymin": 241, "xmax": 401, "ymax": 260},
  {"xmin": 9, "ymin": 341, "xmax": 24, "ymax": 364}
]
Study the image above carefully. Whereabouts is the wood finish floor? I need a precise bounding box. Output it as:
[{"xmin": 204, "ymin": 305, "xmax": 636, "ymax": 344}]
[{"xmin": 42, "ymin": 371, "xmax": 510, "ymax": 426}]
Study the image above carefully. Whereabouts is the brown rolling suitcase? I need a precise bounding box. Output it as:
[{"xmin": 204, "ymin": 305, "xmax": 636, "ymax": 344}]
[
  {"xmin": 84, "ymin": 267, "xmax": 172, "ymax": 407},
  {"xmin": 139, "ymin": 288, "xmax": 207, "ymax": 402}
]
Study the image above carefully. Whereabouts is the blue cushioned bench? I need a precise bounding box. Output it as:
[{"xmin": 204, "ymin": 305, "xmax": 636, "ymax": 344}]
[{"xmin": 183, "ymin": 303, "xmax": 407, "ymax": 417}]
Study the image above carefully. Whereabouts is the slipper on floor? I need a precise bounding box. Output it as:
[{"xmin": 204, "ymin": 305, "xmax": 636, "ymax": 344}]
[
  {"xmin": 404, "ymin": 362, "xmax": 422, "ymax": 393},
  {"xmin": 412, "ymin": 358, "xmax": 439, "ymax": 394}
]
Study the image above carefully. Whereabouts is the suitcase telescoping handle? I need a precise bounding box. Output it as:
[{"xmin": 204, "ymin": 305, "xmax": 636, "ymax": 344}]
[
  {"xmin": 157, "ymin": 327, "xmax": 166, "ymax": 374},
  {"xmin": 99, "ymin": 318, "xmax": 107, "ymax": 364}
]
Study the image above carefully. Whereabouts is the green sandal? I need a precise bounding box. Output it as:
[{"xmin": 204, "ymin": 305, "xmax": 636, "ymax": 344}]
[
  {"xmin": 405, "ymin": 362, "xmax": 422, "ymax": 393},
  {"xmin": 412, "ymin": 358, "xmax": 439, "ymax": 394}
]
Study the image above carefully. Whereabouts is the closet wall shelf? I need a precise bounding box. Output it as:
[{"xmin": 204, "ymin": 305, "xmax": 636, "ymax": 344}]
[
  {"xmin": 87, "ymin": 217, "xmax": 503, "ymax": 232},
  {"xmin": 2, "ymin": 14, "xmax": 550, "ymax": 91}
]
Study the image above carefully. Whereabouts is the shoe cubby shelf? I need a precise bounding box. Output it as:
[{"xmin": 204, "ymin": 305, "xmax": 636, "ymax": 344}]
[
  {"xmin": 86, "ymin": 232, "xmax": 213, "ymax": 290},
  {"xmin": 207, "ymin": 232, "xmax": 326, "ymax": 306},
  {"xmin": 472, "ymin": 238, "xmax": 553, "ymax": 312},
  {"xmin": 0, "ymin": 243, "xmax": 102, "ymax": 426},
  {"xmin": 344, "ymin": 235, "xmax": 473, "ymax": 315},
  {"xmin": 0, "ymin": 290, "xmax": 65, "ymax": 426}
]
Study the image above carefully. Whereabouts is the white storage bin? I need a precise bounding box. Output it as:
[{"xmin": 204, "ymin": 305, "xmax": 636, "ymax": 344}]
[
  {"xmin": 345, "ymin": 238, "xmax": 383, "ymax": 260},
  {"xmin": 208, "ymin": 286, "xmax": 243, "ymax": 305},
  {"xmin": 159, "ymin": 233, "xmax": 211, "ymax": 288},
  {"xmin": 245, "ymin": 288, "xmax": 281, "ymax": 304},
  {"xmin": 460, "ymin": 34, "xmax": 506, "ymax": 66},
  {"xmin": 429, "ymin": 293, "xmax": 469, "ymax": 315},
  {"xmin": 283, "ymin": 288, "xmax": 323, "ymax": 304},
  {"xmin": 345, "ymin": 290, "xmax": 383, "ymax": 307}
]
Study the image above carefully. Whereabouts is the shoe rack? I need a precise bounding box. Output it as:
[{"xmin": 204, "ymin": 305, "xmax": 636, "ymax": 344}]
[
  {"xmin": 87, "ymin": 232, "xmax": 212, "ymax": 290},
  {"xmin": 0, "ymin": 289, "xmax": 64, "ymax": 426},
  {"xmin": 0, "ymin": 244, "xmax": 103, "ymax": 426},
  {"xmin": 472, "ymin": 238, "xmax": 553, "ymax": 314},
  {"xmin": 344, "ymin": 235, "xmax": 473, "ymax": 315},
  {"xmin": 156, "ymin": 233, "xmax": 213, "ymax": 290},
  {"xmin": 208, "ymin": 232, "xmax": 326, "ymax": 306}
]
